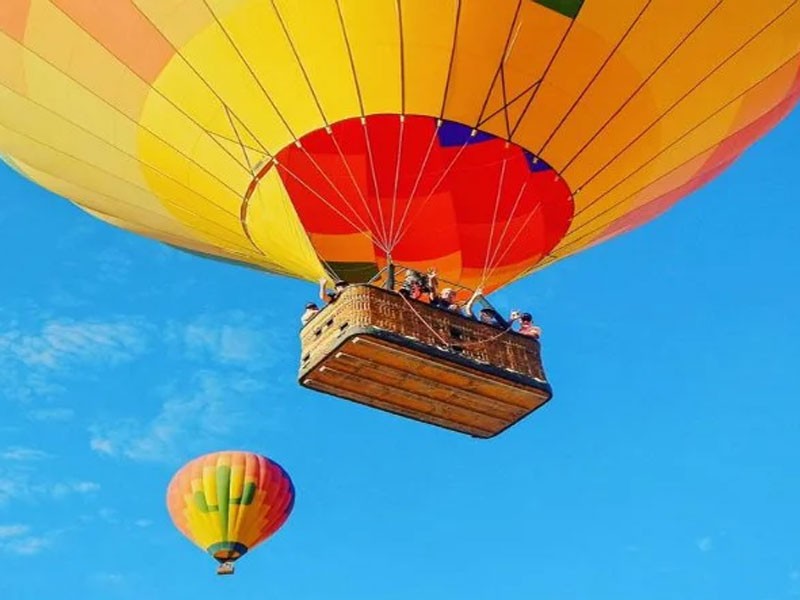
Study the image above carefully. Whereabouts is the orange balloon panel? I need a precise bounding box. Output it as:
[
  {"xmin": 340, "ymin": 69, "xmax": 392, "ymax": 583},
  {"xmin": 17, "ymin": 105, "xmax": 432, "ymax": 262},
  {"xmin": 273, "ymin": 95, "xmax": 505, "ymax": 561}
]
[{"xmin": 0, "ymin": 0, "xmax": 798, "ymax": 291}]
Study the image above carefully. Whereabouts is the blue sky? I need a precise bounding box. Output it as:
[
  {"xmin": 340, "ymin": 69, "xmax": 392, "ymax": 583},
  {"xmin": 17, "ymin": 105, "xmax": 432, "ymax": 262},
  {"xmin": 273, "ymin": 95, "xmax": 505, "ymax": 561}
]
[{"xmin": 1, "ymin": 109, "xmax": 799, "ymax": 600}]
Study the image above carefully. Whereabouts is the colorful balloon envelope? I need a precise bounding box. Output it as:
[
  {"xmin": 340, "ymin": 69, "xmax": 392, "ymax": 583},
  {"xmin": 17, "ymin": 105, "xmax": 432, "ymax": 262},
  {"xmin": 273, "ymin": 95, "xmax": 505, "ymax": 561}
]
[
  {"xmin": 166, "ymin": 451, "xmax": 295, "ymax": 575},
  {"xmin": 1, "ymin": 1, "xmax": 798, "ymax": 293}
]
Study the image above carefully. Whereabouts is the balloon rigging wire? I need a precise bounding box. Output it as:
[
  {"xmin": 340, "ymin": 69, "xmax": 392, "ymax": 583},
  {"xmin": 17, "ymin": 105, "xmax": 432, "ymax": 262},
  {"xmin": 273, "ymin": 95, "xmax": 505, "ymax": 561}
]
[
  {"xmin": 474, "ymin": 0, "xmax": 523, "ymax": 133},
  {"xmin": 571, "ymin": 0, "xmax": 797, "ymax": 196},
  {"xmin": 483, "ymin": 177, "xmax": 531, "ymax": 283},
  {"xmin": 0, "ymin": 93, "xmax": 272, "ymax": 264},
  {"xmin": 390, "ymin": 135, "xmax": 473, "ymax": 250},
  {"xmin": 389, "ymin": 115, "xmax": 407, "ymax": 247},
  {"xmin": 548, "ymin": 45, "xmax": 800, "ymax": 257},
  {"xmin": 128, "ymin": 2, "xmax": 274, "ymax": 163},
  {"xmin": 334, "ymin": 0, "xmax": 366, "ymax": 118},
  {"xmin": 537, "ymin": 0, "xmax": 654, "ymax": 157},
  {"xmin": 362, "ymin": 117, "xmax": 393, "ymax": 249},
  {"xmin": 558, "ymin": 0, "xmax": 723, "ymax": 174},
  {"xmin": 438, "ymin": 0, "xmax": 463, "ymax": 121},
  {"xmin": 524, "ymin": 5, "xmax": 798, "ymax": 277},
  {"xmin": 328, "ymin": 129, "xmax": 389, "ymax": 245},
  {"xmin": 480, "ymin": 153, "xmax": 510, "ymax": 288},
  {"xmin": 388, "ymin": 120, "xmax": 442, "ymax": 250},
  {"xmin": 508, "ymin": 6, "xmax": 576, "ymax": 139},
  {"xmin": 203, "ymin": 0, "xmax": 298, "ymax": 139}
]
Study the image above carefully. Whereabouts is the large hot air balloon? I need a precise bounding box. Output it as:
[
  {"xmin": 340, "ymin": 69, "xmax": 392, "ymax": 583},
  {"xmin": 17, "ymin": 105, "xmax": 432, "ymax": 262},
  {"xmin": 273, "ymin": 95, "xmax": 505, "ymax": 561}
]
[
  {"xmin": 1, "ymin": 1, "xmax": 798, "ymax": 435},
  {"xmin": 166, "ymin": 451, "xmax": 295, "ymax": 575}
]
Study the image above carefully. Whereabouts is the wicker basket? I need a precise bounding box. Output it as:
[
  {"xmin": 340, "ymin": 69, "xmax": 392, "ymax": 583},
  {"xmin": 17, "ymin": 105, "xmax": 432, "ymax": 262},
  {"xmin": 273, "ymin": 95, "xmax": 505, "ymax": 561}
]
[{"xmin": 299, "ymin": 285, "xmax": 551, "ymax": 438}]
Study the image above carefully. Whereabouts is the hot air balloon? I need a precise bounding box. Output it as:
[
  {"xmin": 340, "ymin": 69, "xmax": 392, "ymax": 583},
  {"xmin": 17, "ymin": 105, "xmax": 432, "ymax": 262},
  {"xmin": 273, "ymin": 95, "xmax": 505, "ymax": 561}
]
[
  {"xmin": 166, "ymin": 451, "xmax": 295, "ymax": 575},
  {"xmin": 1, "ymin": 1, "xmax": 799, "ymax": 435}
]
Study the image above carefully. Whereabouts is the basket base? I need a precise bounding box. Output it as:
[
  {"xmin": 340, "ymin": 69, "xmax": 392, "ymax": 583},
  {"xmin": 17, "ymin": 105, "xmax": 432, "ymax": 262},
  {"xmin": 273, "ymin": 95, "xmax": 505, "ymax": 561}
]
[{"xmin": 300, "ymin": 333, "xmax": 551, "ymax": 438}]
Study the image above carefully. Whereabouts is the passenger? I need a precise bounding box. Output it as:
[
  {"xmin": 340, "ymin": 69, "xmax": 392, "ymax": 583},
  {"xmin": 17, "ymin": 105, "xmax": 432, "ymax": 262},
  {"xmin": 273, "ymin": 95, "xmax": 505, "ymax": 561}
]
[
  {"xmin": 478, "ymin": 307, "xmax": 504, "ymax": 327},
  {"xmin": 430, "ymin": 287, "xmax": 459, "ymax": 311},
  {"xmin": 400, "ymin": 269, "xmax": 430, "ymax": 301},
  {"xmin": 408, "ymin": 280, "xmax": 425, "ymax": 301},
  {"xmin": 319, "ymin": 277, "xmax": 348, "ymax": 304},
  {"xmin": 465, "ymin": 288, "xmax": 508, "ymax": 328},
  {"xmin": 301, "ymin": 302, "xmax": 320, "ymax": 326},
  {"xmin": 517, "ymin": 312, "xmax": 542, "ymax": 339}
]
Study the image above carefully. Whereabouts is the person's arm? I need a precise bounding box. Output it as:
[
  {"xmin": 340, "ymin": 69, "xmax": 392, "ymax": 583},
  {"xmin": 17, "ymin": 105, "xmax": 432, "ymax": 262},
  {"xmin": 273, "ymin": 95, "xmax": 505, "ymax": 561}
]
[
  {"xmin": 426, "ymin": 268, "xmax": 439, "ymax": 299},
  {"xmin": 465, "ymin": 287, "xmax": 483, "ymax": 318},
  {"xmin": 319, "ymin": 278, "xmax": 329, "ymax": 302}
]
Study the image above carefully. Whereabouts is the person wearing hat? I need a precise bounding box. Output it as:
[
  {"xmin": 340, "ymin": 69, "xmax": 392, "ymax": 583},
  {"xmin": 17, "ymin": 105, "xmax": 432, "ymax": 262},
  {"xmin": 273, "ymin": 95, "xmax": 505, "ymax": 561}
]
[
  {"xmin": 465, "ymin": 287, "xmax": 508, "ymax": 328},
  {"xmin": 517, "ymin": 312, "xmax": 541, "ymax": 339},
  {"xmin": 301, "ymin": 302, "xmax": 320, "ymax": 326},
  {"xmin": 319, "ymin": 277, "xmax": 349, "ymax": 304}
]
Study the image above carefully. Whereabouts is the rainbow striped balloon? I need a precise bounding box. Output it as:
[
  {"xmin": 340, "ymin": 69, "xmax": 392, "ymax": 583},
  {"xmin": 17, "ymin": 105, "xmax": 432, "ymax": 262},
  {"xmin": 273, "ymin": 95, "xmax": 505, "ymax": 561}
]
[{"xmin": 166, "ymin": 451, "xmax": 295, "ymax": 574}]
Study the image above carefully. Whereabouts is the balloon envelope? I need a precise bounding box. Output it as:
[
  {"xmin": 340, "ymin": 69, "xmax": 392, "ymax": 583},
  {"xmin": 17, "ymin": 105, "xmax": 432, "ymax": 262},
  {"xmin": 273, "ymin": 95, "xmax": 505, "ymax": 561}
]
[
  {"xmin": 1, "ymin": 1, "xmax": 798, "ymax": 291},
  {"xmin": 166, "ymin": 451, "xmax": 294, "ymax": 565}
]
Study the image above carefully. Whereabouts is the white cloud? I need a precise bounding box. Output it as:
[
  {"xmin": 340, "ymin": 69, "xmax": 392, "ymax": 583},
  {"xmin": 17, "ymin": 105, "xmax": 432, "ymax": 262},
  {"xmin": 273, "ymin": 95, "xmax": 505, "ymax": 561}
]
[
  {"xmin": 134, "ymin": 519, "xmax": 152, "ymax": 528},
  {"xmin": 168, "ymin": 312, "xmax": 284, "ymax": 369},
  {"xmin": 0, "ymin": 447, "xmax": 50, "ymax": 461},
  {"xmin": 696, "ymin": 537, "xmax": 713, "ymax": 552},
  {"xmin": 89, "ymin": 438, "xmax": 114, "ymax": 456},
  {"xmin": 9, "ymin": 536, "xmax": 52, "ymax": 556},
  {"xmin": 0, "ymin": 319, "xmax": 147, "ymax": 369},
  {"xmin": 0, "ymin": 525, "xmax": 29, "ymax": 539},
  {"xmin": 0, "ymin": 473, "xmax": 100, "ymax": 505},
  {"xmin": 90, "ymin": 371, "xmax": 266, "ymax": 463},
  {"xmin": 0, "ymin": 317, "xmax": 148, "ymax": 400},
  {"xmin": 26, "ymin": 408, "xmax": 74, "ymax": 422},
  {"xmin": 50, "ymin": 481, "xmax": 100, "ymax": 498},
  {"xmin": 0, "ymin": 525, "xmax": 53, "ymax": 556}
]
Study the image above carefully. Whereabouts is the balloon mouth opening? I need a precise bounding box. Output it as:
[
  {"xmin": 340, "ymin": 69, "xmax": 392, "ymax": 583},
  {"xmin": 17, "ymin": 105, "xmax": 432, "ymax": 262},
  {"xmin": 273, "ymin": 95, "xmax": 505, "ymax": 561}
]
[
  {"xmin": 240, "ymin": 113, "xmax": 574, "ymax": 286},
  {"xmin": 208, "ymin": 541, "xmax": 249, "ymax": 563}
]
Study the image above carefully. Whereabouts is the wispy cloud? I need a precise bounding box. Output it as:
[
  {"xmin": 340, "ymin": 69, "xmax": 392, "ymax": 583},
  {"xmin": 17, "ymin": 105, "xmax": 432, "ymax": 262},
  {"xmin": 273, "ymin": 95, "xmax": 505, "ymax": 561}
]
[
  {"xmin": 26, "ymin": 408, "xmax": 75, "ymax": 422},
  {"xmin": 696, "ymin": 537, "xmax": 713, "ymax": 552},
  {"xmin": 90, "ymin": 371, "xmax": 266, "ymax": 463},
  {"xmin": 0, "ymin": 318, "xmax": 147, "ymax": 369},
  {"xmin": 0, "ymin": 316, "xmax": 148, "ymax": 401},
  {"xmin": 0, "ymin": 447, "xmax": 50, "ymax": 461},
  {"xmin": 167, "ymin": 312, "xmax": 284, "ymax": 370},
  {"xmin": 0, "ymin": 524, "xmax": 55, "ymax": 556},
  {"xmin": 10, "ymin": 535, "xmax": 52, "ymax": 555},
  {"xmin": 50, "ymin": 481, "xmax": 100, "ymax": 498},
  {"xmin": 134, "ymin": 519, "xmax": 152, "ymax": 528},
  {"xmin": 0, "ymin": 473, "xmax": 100, "ymax": 505},
  {"xmin": 0, "ymin": 525, "xmax": 29, "ymax": 539}
]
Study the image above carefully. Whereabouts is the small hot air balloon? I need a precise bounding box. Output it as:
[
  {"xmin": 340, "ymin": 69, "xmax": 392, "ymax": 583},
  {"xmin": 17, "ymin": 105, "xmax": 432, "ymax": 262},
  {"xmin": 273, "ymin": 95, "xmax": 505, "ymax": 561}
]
[{"xmin": 166, "ymin": 451, "xmax": 295, "ymax": 576}]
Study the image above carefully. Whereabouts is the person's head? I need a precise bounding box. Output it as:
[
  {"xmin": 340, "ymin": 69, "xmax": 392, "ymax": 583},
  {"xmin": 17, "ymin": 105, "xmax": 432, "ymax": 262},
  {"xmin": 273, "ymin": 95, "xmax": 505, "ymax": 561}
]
[
  {"xmin": 409, "ymin": 281, "xmax": 423, "ymax": 299},
  {"xmin": 441, "ymin": 288, "xmax": 457, "ymax": 303},
  {"xmin": 305, "ymin": 302, "xmax": 319, "ymax": 311},
  {"xmin": 520, "ymin": 312, "xmax": 533, "ymax": 323},
  {"xmin": 334, "ymin": 279, "xmax": 348, "ymax": 291}
]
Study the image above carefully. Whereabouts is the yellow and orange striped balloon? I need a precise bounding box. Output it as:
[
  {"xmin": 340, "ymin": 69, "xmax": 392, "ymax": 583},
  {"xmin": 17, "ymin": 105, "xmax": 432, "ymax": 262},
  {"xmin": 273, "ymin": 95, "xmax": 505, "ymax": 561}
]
[
  {"xmin": 166, "ymin": 451, "xmax": 294, "ymax": 570},
  {"xmin": 1, "ymin": 1, "xmax": 799, "ymax": 292}
]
